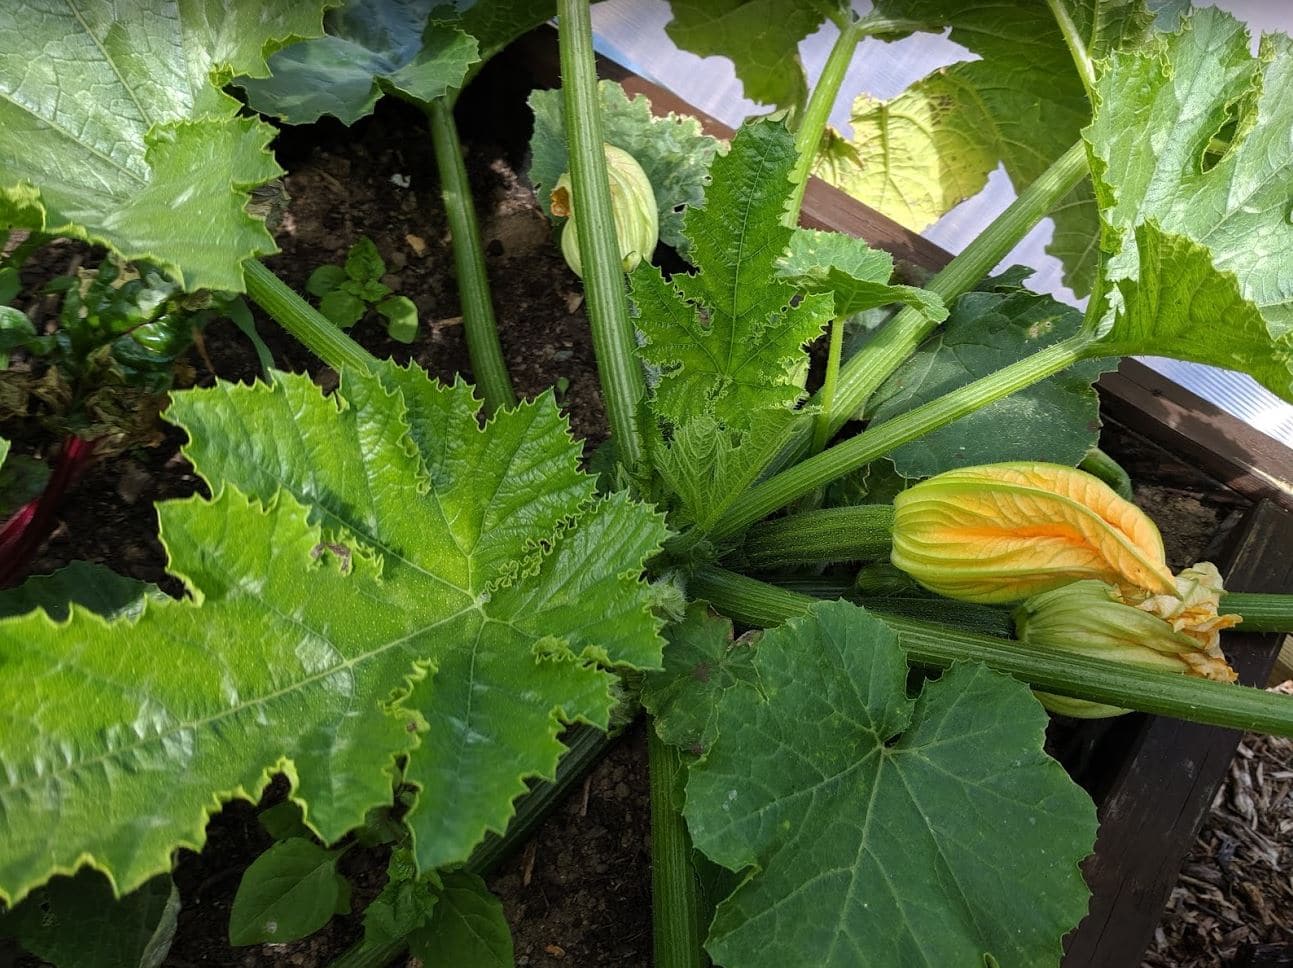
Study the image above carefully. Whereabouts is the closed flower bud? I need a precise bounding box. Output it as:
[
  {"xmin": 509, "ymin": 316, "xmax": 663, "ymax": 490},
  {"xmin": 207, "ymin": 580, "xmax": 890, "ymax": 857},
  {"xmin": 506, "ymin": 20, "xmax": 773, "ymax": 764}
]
[
  {"xmin": 551, "ymin": 145, "xmax": 658, "ymax": 278},
  {"xmin": 890, "ymin": 462, "xmax": 1177, "ymax": 605},
  {"xmin": 1014, "ymin": 579, "xmax": 1238, "ymax": 718}
]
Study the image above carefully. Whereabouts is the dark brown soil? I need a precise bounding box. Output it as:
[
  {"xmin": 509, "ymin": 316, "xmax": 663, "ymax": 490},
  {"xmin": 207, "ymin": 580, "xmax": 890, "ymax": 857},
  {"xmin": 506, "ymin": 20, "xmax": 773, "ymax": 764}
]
[
  {"xmin": 491, "ymin": 725, "xmax": 652, "ymax": 968},
  {"xmin": 0, "ymin": 76, "xmax": 1264, "ymax": 968}
]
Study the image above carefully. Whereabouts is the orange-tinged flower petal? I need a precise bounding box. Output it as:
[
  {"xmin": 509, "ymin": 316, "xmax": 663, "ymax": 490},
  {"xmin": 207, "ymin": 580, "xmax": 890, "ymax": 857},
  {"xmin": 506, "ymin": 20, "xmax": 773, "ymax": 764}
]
[{"xmin": 891, "ymin": 462, "xmax": 1177, "ymax": 604}]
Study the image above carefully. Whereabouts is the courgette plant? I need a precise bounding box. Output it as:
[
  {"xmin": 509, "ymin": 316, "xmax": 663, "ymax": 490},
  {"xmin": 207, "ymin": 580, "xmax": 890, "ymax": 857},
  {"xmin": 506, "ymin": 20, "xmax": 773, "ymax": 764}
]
[{"xmin": 2, "ymin": 1, "xmax": 1293, "ymax": 967}]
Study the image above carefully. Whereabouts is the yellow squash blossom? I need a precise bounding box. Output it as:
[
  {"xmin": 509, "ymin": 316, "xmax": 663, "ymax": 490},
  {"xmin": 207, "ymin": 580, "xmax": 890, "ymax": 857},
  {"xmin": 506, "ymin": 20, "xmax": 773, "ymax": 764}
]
[
  {"xmin": 891, "ymin": 462, "xmax": 1177, "ymax": 605},
  {"xmin": 890, "ymin": 462, "xmax": 1242, "ymax": 717}
]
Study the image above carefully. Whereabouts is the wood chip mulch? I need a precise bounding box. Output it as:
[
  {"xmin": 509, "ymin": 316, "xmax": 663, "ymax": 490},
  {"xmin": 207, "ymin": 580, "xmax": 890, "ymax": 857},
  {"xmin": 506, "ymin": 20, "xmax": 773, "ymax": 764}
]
[{"xmin": 1144, "ymin": 681, "xmax": 1293, "ymax": 967}]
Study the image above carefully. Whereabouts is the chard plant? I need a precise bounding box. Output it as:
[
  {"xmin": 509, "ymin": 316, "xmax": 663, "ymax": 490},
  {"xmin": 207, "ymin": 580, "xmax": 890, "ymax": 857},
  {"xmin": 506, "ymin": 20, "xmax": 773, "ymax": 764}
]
[
  {"xmin": 2, "ymin": 1, "xmax": 1293, "ymax": 967},
  {"xmin": 0, "ymin": 247, "xmax": 264, "ymax": 585}
]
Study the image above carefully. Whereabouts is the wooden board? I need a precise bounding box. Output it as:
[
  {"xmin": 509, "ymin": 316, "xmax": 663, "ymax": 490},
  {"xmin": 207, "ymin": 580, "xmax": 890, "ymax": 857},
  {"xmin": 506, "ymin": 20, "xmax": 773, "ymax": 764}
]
[{"xmin": 1098, "ymin": 363, "xmax": 1293, "ymax": 509}]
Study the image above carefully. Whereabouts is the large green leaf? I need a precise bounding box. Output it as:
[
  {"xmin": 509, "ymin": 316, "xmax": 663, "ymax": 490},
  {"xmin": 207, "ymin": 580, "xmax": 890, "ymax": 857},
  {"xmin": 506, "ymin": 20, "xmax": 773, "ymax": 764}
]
[
  {"xmin": 868, "ymin": 287, "xmax": 1117, "ymax": 478},
  {"xmin": 815, "ymin": 0, "xmax": 1163, "ymax": 295},
  {"xmin": 455, "ymin": 0, "xmax": 566, "ymax": 69},
  {"xmin": 686, "ymin": 600, "xmax": 1096, "ymax": 967},
  {"xmin": 0, "ymin": 2, "xmax": 328, "ymax": 292},
  {"xmin": 1102, "ymin": 224, "xmax": 1293, "ymax": 400},
  {"xmin": 1086, "ymin": 9, "xmax": 1293, "ymax": 400},
  {"xmin": 0, "ymin": 364, "xmax": 667, "ymax": 904},
  {"xmin": 0, "ymin": 871, "xmax": 179, "ymax": 968},
  {"xmin": 238, "ymin": 0, "xmax": 479, "ymax": 124},
  {"xmin": 632, "ymin": 120, "xmax": 831, "ymax": 430},
  {"xmin": 528, "ymin": 79, "xmax": 722, "ymax": 253},
  {"xmin": 664, "ymin": 0, "xmax": 833, "ymax": 112},
  {"xmin": 172, "ymin": 365, "xmax": 670, "ymax": 871}
]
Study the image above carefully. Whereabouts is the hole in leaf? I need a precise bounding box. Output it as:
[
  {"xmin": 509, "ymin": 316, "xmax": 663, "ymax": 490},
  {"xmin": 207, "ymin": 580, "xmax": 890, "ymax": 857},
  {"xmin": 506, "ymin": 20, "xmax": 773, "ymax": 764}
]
[
  {"xmin": 1200, "ymin": 90, "xmax": 1255, "ymax": 173},
  {"xmin": 1202, "ymin": 125, "xmax": 1235, "ymax": 172}
]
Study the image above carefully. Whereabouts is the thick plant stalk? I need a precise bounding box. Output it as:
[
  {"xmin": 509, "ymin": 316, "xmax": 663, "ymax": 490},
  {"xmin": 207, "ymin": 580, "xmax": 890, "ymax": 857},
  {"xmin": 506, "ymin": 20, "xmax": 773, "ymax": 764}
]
[
  {"xmin": 328, "ymin": 725, "xmax": 617, "ymax": 968},
  {"xmin": 558, "ymin": 0, "xmax": 646, "ymax": 468},
  {"xmin": 742, "ymin": 504, "xmax": 893, "ymax": 570},
  {"xmin": 690, "ymin": 567, "xmax": 1293, "ymax": 737},
  {"xmin": 783, "ymin": 11, "xmax": 939, "ymax": 227},
  {"xmin": 713, "ymin": 333, "xmax": 1097, "ymax": 539},
  {"xmin": 784, "ymin": 17, "xmax": 865, "ymax": 227},
  {"xmin": 650, "ymin": 729, "xmax": 706, "ymax": 968},
  {"xmin": 817, "ymin": 140, "xmax": 1091, "ymax": 442},
  {"xmin": 243, "ymin": 261, "xmax": 376, "ymax": 374},
  {"xmin": 1220, "ymin": 594, "xmax": 1293, "ymax": 634},
  {"xmin": 427, "ymin": 98, "xmax": 517, "ymax": 413}
]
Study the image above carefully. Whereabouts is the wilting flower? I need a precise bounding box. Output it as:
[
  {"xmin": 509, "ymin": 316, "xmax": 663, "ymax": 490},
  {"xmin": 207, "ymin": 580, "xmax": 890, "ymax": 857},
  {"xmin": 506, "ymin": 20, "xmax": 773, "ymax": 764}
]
[
  {"xmin": 1133, "ymin": 562, "xmax": 1241, "ymax": 656},
  {"xmin": 1014, "ymin": 577, "xmax": 1239, "ymax": 718},
  {"xmin": 551, "ymin": 144, "xmax": 659, "ymax": 278},
  {"xmin": 890, "ymin": 462, "xmax": 1177, "ymax": 605}
]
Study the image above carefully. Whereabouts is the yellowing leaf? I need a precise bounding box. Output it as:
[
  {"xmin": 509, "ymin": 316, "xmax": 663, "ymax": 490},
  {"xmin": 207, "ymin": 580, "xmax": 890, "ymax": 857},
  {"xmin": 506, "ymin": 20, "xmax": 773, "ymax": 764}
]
[
  {"xmin": 891, "ymin": 462, "xmax": 1175, "ymax": 604},
  {"xmin": 812, "ymin": 0, "xmax": 1129, "ymax": 295}
]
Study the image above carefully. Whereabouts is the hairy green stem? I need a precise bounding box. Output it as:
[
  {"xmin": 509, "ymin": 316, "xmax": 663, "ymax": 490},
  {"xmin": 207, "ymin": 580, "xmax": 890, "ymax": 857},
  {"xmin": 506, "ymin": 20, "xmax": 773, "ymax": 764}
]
[
  {"xmin": 1079, "ymin": 446, "xmax": 1134, "ymax": 500},
  {"xmin": 818, "ymin": 140, "xmax": 1090, "ymax": 442},
  {"xmin": 714, "ymin": 333, "xmax": 1097, "ymax": 539},
  {"xmin": 650, "ymin": 728, "xmax": 706, "ymax": 968},
  {"xmin": 1220, "ymin": 594, "xmax": 1293, "ymax": 634},
  {"xmin": 328, "ymin": 725, "xmax": 617, "ymax": 968},
  {"xmin": 784, "ymin": 18, "xmax": 865, "ymax": 226},
  {"xmin": 558, "ymin": 0, "xmax": 646, "ymax": 468},
  {"xmin": 427, "ymin": 99, "xmax": 517, "ymax": 413},
  {"xmin": 1046, "ymin": 0, "xmax": 1097, "ymax": 98},
  {"xmin": 752, "ymin": 139, "xmax": 1091, "ymax": 486},
  {"xmin": 812, "ymin": 314, "xmax": 847, "ymax": 453},
  {"xmin": 243, "ymin": 260, "xmax": 376, "ymax": 374},
  {"xmin": 742, "ymin": 504, "xmax": 894, "ymax": 570},
  {"xmin": 691, "ymin": 568, "xmax": 1293, "ymax": 737}
]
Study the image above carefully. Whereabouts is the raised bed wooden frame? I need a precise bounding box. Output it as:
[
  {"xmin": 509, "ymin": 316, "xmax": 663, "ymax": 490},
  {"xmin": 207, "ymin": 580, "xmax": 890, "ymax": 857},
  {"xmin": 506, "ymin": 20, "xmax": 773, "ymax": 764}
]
[{"xmin": 498, "ymin": 29, "xmax": 1293, "ymax": 967}]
